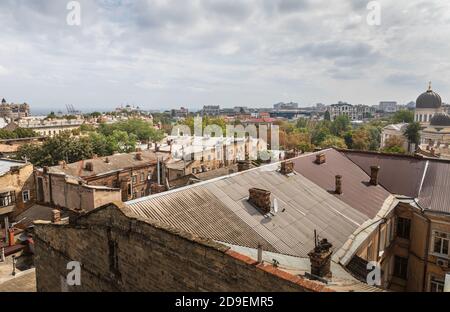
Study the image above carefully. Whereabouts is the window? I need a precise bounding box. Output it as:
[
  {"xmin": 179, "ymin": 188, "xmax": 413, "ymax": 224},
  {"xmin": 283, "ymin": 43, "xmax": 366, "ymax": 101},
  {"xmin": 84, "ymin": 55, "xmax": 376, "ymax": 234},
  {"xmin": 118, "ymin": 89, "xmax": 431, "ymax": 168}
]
[
  {"xmin": 393, "ymin": 256, "xmax": 408, "ymax": 280},
  {"xmin": 433, "ymin": 231, "xmax": 450, "ymax": 257},
  {"xmin": 127, "ymin": 183, "xmax": 132, "ymax": 196},
  {"xmin": 140, "ymin": 172, "xmax": 145, "ymax": 182},
  {"xmin": 397, "ymin": 217, "xmax": 411, "ymax": 239},
  {"xmin": 141, "ymin": 190, "xmax": 146, "ymax": 197},
  {"xmin": 22, "ymin": 190, "xmax": 30, "ymax": 203},
  {"xmin": 132, "ymin": 175, "xmax": 137, "ymax": 184},
  {"xmin": 430, "ymin": 276, "xmax": 445, "ymax": 292}
]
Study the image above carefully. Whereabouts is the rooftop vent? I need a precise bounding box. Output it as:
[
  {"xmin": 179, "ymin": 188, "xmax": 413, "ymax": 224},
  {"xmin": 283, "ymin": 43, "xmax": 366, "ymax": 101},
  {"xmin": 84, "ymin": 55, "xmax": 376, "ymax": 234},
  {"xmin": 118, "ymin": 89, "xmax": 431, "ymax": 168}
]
[
  {"xmin": 280, "ymin": 160, "xmax": 294, "ymax": 175},
  {"xmin": 85, "ymin": 162, "xmax": 94, "ymax": 172},
  {"xmin": 315, "ymin": 153, "xmax": 326, "ymax": 165},
  {"xmin": 105, "ymin": 157, "xmax": 110, "ymax": 163},
  {"xmin": 136, "ymin": 152, "xmax": 143, "ymax": 161},
  {"xmin": 370, "ymin": 166, "xmax": 380, "ymax": 186},
  {"xmin": 248, "ymin": 188, "xmax": 271, "ymax": 215}
]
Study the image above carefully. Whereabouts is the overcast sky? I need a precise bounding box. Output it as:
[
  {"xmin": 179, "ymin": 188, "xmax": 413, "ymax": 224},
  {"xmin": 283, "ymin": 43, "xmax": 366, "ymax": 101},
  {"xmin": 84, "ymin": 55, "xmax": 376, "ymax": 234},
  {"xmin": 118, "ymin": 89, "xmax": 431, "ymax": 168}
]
[{"xmin": 1, "ymin": 0, "xmax": 449, "ymax": 113}]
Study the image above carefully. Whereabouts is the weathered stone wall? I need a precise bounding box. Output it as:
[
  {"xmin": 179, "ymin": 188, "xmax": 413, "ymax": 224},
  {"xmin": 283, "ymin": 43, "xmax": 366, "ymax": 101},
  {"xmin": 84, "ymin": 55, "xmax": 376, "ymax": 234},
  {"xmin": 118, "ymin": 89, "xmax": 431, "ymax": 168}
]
[{"xmin": 34, "ymin": 203, "xmax": 327, "ymax": 292}]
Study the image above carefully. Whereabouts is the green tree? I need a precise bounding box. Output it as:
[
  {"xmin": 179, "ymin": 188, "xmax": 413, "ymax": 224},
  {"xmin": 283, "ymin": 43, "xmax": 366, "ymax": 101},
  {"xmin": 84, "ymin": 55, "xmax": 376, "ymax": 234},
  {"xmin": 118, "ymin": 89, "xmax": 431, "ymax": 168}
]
[
  {"xmin": 404, "ymin": 122, "xmax": 421, "ymax": 152},
  {"xmin": 324, "ymin": 110, "xmax": 331, "ymax": 121},
  {"xmin": 330, "ymin": 115, "xmax": 351, "ymax": 137},
  {"xmin": 392, "ymin": 110, "xmax": 414, "ymax": 123},
  {"xmin": 320, "ymin": 135, "xmax": 347, "ymax": 149}
]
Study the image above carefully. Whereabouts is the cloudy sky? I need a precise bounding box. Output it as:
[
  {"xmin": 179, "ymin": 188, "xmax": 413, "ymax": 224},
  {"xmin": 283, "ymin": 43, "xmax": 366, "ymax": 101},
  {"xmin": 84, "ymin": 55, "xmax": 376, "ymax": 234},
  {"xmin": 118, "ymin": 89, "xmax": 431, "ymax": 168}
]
[{"xmin": 0, "ymin": 0, "xmax": 450, "ymax": 113}]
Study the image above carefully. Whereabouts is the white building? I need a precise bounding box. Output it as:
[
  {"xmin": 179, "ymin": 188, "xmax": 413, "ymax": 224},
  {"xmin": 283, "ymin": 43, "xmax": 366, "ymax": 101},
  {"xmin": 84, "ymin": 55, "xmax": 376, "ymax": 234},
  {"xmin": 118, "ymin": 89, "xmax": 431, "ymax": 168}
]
[
  {"xmin": 380, "ymin": 123, "xmax": 409, "ymax": 151},
  {"xmin": 327, "ymin": 102, "xmax": 375, "ymax": 121},
  {"xmin": 379, "ymin": 101, "xmax": 398, "ymax": 113}
]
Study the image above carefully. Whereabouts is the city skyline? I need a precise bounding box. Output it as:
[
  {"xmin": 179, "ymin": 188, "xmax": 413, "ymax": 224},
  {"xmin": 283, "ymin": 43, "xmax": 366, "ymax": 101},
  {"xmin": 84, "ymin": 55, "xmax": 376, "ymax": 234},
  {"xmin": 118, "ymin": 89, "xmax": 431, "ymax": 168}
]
[{"xmin": 1, "ymin": 0, "xmax": 450, "ymax": 112}]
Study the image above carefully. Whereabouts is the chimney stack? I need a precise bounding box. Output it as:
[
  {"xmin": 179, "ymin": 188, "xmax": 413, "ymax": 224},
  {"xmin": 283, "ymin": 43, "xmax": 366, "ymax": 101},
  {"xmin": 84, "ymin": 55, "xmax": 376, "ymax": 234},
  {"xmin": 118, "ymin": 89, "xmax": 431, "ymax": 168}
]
[
  {"xmin": 105, "ymin": 157, "xmax": 110, "ymax": 163},
  {"xmin": 248, "ymin": 188, "xmax": 271, "ymax": 215},
  {"xmin": 85, "ymin": 162, "xmax": 94, "ymax": 172},
  {"xmin": 136, "ymin": 152, "xmax": 143, "ymax": 161},
  {"xmin": 370, "ymin": 166, "xmax": 380, "ymax": 186},
  {"xmin": 280, "ymin": 160, "xmax": 294, "ymax": 175},
  {"xmin": 52, "ymin": 210, "xmax": 61, "ymax": 223},
  {"xmin": 335, "ymin": 175, "xmax": 342, "ymax": 195},
  {"xmin": 238, "ymin": 160, "xmax": 251, "ymax": 172},
  {"xmin": 315, "ymin": 153, "xmax": 326, "ymax": 165},
  {"xmin": 308, "ymin": 237, "xmax": 333, "ymax": 279}
]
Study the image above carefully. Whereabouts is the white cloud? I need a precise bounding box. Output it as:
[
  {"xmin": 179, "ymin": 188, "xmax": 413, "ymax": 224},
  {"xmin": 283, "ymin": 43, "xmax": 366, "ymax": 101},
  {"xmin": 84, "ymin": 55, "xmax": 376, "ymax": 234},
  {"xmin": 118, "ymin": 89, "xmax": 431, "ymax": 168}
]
[{"xmin": 0, "ymin": 0, "xmax": 449, "ymax": 111}]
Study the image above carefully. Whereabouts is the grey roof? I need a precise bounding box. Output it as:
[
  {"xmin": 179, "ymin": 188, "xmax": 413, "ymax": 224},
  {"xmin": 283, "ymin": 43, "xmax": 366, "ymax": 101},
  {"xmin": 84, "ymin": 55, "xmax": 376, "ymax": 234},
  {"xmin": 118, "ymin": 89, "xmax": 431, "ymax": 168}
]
[
  {"xmin": 292, "ymin": 149, "xmax": 392, "ymax": 219},
  {"xmin": 430, "ymin": 113, "xmax": 450, "ymax": 127},
  {"xmin": 416, "ymin": 88, "xmax": 442, "ymax": 109},
  {"xmin": 0, "ymin": 159, "xmax": 26, "ymax": 176},
  {"xmin": 127, "ymin": 162, "xmax": 371, "ymax": 258}
]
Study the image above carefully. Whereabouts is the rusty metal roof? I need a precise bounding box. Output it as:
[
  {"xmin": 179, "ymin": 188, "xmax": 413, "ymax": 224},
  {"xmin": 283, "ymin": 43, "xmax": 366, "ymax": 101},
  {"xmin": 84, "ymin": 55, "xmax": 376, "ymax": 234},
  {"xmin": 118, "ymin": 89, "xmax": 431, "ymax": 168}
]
[
  {"xmin": 49, "ymin": 150, "xmax": 169, "ymax": 178},
  {"xmin": 342, "ymin": 150, "xmax": 426, "ymax": 198},
  {"xmin": 292, "ymin": 149, "xmax": 391, "ymax": 219},
  {"xmin": 127, "ymin": 163, "xmax": 371, "ymax": 258}
]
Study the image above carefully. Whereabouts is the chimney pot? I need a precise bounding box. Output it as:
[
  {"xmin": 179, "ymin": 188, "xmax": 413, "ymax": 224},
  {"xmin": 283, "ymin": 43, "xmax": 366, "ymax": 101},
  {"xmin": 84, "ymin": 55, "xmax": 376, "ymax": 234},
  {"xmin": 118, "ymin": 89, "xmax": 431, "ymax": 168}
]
[
  {"xmin": 370, "ymin": 166, "xmax": 380, "ymax": 186},
  {"xmin": 248, "ymin": 188, "xmax": 271, "ymax": 214},
  {"xmin": 335, "ymin": 175, "xmax": 342, "ymax": 194},
  {"xmin": 315, "ymin": 153, "xmax": 326, "ymax": 165},
  {"xmin": 52, "ymin": 209, "xmax": 61, "ymax": 223}
]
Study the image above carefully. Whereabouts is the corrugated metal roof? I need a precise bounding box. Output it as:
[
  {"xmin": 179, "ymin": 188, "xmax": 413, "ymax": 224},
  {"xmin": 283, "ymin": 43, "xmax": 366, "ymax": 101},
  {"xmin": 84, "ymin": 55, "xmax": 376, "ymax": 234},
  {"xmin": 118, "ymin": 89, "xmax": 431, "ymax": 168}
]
[
  {"xmin": 127, "ymin": 163, "xmax": 371, "ymax": 257},
  {"xmin": 418, "ymin": 161, "xmax": 450, "ymax": 214},
  {"xmin": 292, "ymin": 149, "xmax": 391, "ymax": 219},
  {"xmin": 342, "ymin": 151, "xmax": 426, "ymax": 198},
  {"xmin": 49, "ymin": 151, "xmax": 169, "ymax": 178},
  {"xmin": 342, "ymin": 150, "xmax": 450, "ymax": 214}
]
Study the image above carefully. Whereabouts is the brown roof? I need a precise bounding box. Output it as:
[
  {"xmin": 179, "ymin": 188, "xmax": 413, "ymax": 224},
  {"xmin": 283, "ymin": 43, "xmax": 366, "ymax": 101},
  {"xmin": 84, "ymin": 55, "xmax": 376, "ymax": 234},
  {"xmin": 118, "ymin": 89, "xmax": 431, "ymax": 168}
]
[
  {"xmin": 417, "ymin": 161, "xmax": 450, "ymax": 214},
  {"xmin": 342, "ymin": 150, "xmax": 425, "ymax": 197},
  {"xmin": 49, "ymin": 150, "xmax": 169, "ymax": 178},
  {"xmin": 127, "ymin": 162, "xmax": 371, "ymax": 258},
  {"xmin": 292, "ymin": 149, "xmax": 392, "ymax": 219},
  {"xmin": 342, "ymin": 150, "xmax": 450, "ymax": 214}
]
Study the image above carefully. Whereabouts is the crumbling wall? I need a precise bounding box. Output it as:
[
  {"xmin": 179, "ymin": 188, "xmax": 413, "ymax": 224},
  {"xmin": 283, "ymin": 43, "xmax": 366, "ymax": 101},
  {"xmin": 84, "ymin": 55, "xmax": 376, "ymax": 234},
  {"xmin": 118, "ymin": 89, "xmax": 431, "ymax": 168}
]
[{"xmin": 34, "ymin": 203, "xmax": 327, "ymax": 292}]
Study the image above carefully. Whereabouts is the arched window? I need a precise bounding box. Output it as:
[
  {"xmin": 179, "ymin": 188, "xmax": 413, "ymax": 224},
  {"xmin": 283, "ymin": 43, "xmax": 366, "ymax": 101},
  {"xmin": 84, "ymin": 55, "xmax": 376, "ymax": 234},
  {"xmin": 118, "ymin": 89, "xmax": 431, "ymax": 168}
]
[{"xmin": 419, "ymin": 115, "xmax": 423, "ymax": 122}]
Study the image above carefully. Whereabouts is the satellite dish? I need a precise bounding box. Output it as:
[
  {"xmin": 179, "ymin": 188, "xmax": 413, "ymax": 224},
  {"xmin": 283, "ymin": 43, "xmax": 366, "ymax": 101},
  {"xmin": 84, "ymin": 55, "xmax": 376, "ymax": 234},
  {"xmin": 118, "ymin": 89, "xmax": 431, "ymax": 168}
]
[{"xmin": 273, "ymin": 198, "xmax": 279, "ymax": 214}]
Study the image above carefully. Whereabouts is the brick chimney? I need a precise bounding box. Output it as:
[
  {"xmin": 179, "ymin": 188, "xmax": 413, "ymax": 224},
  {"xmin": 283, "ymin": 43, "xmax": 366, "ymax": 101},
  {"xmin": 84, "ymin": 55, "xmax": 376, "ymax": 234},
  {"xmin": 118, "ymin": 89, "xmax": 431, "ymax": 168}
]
[
  {"xmin": 52, "ymin": 209, "xmax": 61, "ymax": 223},
  {"xmin": 308, "ymin": 237, "xmax": 333, "ymax": 279},
  {"xmin": 370, "ymin": 166, "xmax": 380, "ymax": 186},
  {"xmin": 136, "ymin": 152, "xmax": 143, "ymax": 161},
  {"xmin": 335, "ymin": 175, "xmax": 342, "ymax": 195},
  {"xmin": 248, "ymin": 188, "xmax": 271, "ymax": 214},
  {"xmin": 238, "ymin": 160, "xmax": 251, "ymax": 172},
  {"xmin": 85, "ymin": 162, "xmax": 94, "ymax": 172},
  {"xmin": 280, "ymin": 160, "xmax": 294, "ymax": 175},
  {"xmin": 315, "ymin": 153, "xmax": 326, "ymax": 165}
]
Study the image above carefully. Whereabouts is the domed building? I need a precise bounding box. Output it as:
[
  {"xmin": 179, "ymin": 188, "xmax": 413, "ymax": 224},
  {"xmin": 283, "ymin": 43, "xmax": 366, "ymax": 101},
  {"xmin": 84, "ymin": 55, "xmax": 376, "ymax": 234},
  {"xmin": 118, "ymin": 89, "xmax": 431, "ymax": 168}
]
[
  {"xmin": 414, "ymin": 83, "xmax": 443, "ymax": 125},
  {"xmin": 415, "ymin": 84, "xmax": 450, "ymax": 157}
]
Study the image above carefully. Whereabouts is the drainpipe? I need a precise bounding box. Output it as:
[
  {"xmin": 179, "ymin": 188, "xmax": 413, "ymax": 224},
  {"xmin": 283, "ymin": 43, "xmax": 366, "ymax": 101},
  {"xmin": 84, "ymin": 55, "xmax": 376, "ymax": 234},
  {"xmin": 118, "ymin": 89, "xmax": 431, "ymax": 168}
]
[
  {"xmin": 422, "ymin": 211, "xmax": 432, "ymax": 292},
  {"xmin": 376, "ymin": 218, "xmax": 387, "ymax": 262}
]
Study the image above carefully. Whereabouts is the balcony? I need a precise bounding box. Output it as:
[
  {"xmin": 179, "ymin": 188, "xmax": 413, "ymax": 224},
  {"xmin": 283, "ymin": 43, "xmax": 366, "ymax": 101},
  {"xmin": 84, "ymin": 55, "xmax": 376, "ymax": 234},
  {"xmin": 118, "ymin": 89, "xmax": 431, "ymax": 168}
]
[{"xmin": 0, "ymin": 190, "xmax": 16, "ymax": 216}]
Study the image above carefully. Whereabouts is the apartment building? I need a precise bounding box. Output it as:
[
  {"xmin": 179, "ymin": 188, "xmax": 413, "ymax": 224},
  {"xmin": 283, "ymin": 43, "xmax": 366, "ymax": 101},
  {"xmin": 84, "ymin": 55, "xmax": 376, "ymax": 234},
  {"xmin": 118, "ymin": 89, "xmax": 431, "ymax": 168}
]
[
  {"xmin": 327, "ymin": 102, "xmax": 375, "ymax": 120},
  {"xmin": 0, "ymin": 98, "xmax": 30, "ymax": 120}
]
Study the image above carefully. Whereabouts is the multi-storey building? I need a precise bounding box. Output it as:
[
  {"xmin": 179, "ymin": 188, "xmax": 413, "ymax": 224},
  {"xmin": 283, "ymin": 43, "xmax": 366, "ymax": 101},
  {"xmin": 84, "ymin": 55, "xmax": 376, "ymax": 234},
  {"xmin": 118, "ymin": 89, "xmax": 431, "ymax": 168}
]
[
  {"xmin": 379, "ymin": 101, "xmax": 398, "ymax": 113},
  {"xmin": 17, "ymin": 117, "xmax": 84, "ymax": 137},
  {"xmin": 327, "ymin": 102, "xmax": 375, "ymax": 120},
  {"xmin": 41, "ymin": 150, "xmax": 171, "ymax": 204},
  {"xmin": 202, "ymin": 105, "xmax": 221, "ymax": 116},
  {"xmin": 0, "ymin": 159, "xmax": 35, "ymax": 232},
  {"xmin": 0, "ymin": 98, "xmax": 30, "ymax": 120}
]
